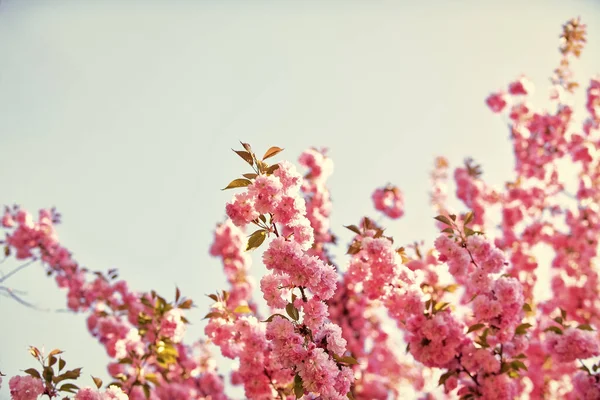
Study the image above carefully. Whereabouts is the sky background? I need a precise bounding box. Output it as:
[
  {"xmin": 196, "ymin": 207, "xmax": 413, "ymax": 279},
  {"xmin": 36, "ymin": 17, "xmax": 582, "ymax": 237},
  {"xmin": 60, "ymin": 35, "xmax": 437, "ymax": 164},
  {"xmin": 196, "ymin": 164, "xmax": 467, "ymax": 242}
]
[{"xmin": 0, "ymin": 1, "xmax": 599, "ymax": 399}]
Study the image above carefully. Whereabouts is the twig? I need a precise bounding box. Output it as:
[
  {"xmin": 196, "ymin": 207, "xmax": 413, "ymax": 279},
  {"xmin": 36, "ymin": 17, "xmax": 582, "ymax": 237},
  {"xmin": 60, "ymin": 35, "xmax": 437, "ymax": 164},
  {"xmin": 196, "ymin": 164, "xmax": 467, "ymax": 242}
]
[
  {"xmin": 0, "ymin": 286, "xmax": 49, "ymax": 311},
  {"xmin": 0, "ymin": 258, "xmax": 37, "ymax": 283}
]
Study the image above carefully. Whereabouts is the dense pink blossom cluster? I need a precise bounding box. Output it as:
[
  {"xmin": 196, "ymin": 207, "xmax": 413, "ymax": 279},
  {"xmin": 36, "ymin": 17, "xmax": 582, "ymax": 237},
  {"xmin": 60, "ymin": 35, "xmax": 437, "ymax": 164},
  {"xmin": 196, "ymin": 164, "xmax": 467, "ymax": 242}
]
[
  {"xmin": 372, "ymin": 185, "xmax": 405, "ymax": 219},
  {"xmin": 8, "ymin": 376, "xmax": 44, "ymax": 400},
  {"xmin": 453, "ymin": 167, "xmax": 490, "ymax": 226},
  {"xmin": 435, "ymin": 234, "xmax": 506, "ymax": 288},
  {"xmin": 205, "ymin": 314, "xmax": 280, "ymax": 399},
  {"xmin": 266, "ymin": 316, "xmax": 352, "ymax": 399},
  {"xmin": 477, "ymin": 374, "xmax": 518, "ymax": 400},
  {"xmin": 298, "ymin": 148, "xmax": 335, "ymax": 261},
  {"xmin": 3, "ymin": 17, "xmax": 600, "ymax": 400},
  {"xmin": 347, "ymin": 234, "xmax": 418, "ymax": 301},
  {"xmin": 571, "ymin": 372, "xmax": 600, "ymax": 400},
  {"xmin": 209, "ymin": 219, "xmax": 253, "ymax": 308},
  {"xmin": 225, "ymin": 161, "xmax": 315, "ymax": 250},
  {"xmin": 74, "ymin": 385, "xmax": 128, "ymax": 400},
  {"xmin": 405, "ymin": 312, "xmax": 464, "ymax": 368},
  {"xmin": 1, "ymin": 207, "xmax": 227, "ymax": 400},
  {"xmin": 262, "ymin": 237, "xmax": 337, "ymax": 300},
  {"xmin": 219, "ymin": 156, "xmax": 353, "ymax": 399},
  {"xmin": 544, "ymin": 328, "xmax": 600, "ymax": 362}
]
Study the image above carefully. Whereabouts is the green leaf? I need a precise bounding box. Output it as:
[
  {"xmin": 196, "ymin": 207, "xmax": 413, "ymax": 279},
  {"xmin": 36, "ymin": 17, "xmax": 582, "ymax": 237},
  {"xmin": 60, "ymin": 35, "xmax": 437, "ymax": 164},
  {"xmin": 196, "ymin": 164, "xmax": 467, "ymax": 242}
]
[
  {"xmin": 29, "ymin": 346, "xmax": 41, "ymax": 360},
  {"xmin": 553, "ymin": 316, "xmax": 563, "ymax": 325},
  {"xmin": 442, "ymin": 227, "xmax": 454, "ymax": 234},
  {"xmin": 544, "ymin": 326, "xmax": 563, "ymax": 334},
  {"xmin": 48, "ymin": 349, "xmax": 63, "ymax": 357},
  {"xmin": 58, "ymin": 358, "xmax": 66, "ymax": 371},
  {"xmin": 266, "ymin": 164, "xmax": 280, "ymax": 175},
  {"xmin": 234, "ymin": 305, "xmax": 252, "ymax": 314},
  {"xmin": 140, "ymin": 297, "xmax": 153, "ymax": 307},
  {"xmin": 202, "ymin": 311, "xmax": 223, "ymax": 319},
  {"xmin": 261, "ymin": 313, "xmax": 289, "ymax": 323},
  {"xmin": 438, "ymin": 370, "xmax": 456, "ymax": 386},
  {"xmin": 346, "ymin": 241, "xmax": 361, "ymax": 255},
  {"xmin": 222, "ymin": 178, "xmax": 252, "ymax": 190},
  {"xmin": 522, "ymin": 303, "xmax": 532, "ymax": 312},
  {"xmin": 24, "ymin": 368, "xmax": 41, "ymax": 379},
  {"xmin": 43, "ymin": 366, "xmax": 54, "ymax": 382},
  {"xmin": 144, "ymin": 373, "xmax": 159, "ymax": 385},
  {"xmin": 514, "ymin": 353, "xmax": 527, "ymax": 359},
  {"xmin": 294, "ymin": 374, "xmax": 304, "ymax": 398},
  {"xmin": 143, "ymin": 383, "xmax": 151, "ymax": 399},
  {"xmin": 467, "ymin": 323, "xmax": 486, "ymax": 334},
  {"xmin": 92, "ymin": 376, "xmax": 103, "ymax": 389},
  {"xmin": 577, "ymin": 324, "xmax": 594, "ymax": 331},
  {"xmin": 344, "ymin": 225, "xmax": 362, "ymax": 235},
  {"xmin": 464, "ymin": 227, "xmax": 476, "ymax": 237},
  {"xmin": 434, "ymin": 215, "xmax": 453, "ymax": 226},
  {"xmin": 262, "ymin": 146, "xmax": 284, "ymax": 160},
  {"xmin": 511, "ymin": 360, "xmax": 528, "ymax": 371},
  {"xmin": 179, "ymin": 299, "xmax": 193, "ymax": 309},
  {"xmin": 286, "ymin": 303, "xmax": 300, "ymax": 321},
  {"xmin": 515, "ymin": 323, "xmax": 533, "ymax": 335},
  {"xmin": 463, "ymin": 211, "xmax": 474, "ymax": 226},
  {"xmin": 477, "ymin": 328, "xmax": 490, "ymax": 348},
  {"xmin": 59, "ymin": 383, "xmax": 79, "ymax": 393},
  {"xmin": 507, "ymin": 370, "xmax": 520, "ymax": 379},
  {"xmin": 61, "ymin": 368, "xmax": 82, "ymax": 381},
  {"xmin": 444, "ymin": 284, "xmax": 459, "ymax": 293},
  {"xmin": 207, "ymin": 294, "xmax": 219, "ymax": 302},
  {"xmin": 232, "ymin": 149, "xmax": 254, "ymax": 166},
  {"xmin": 334, "ymin": 355, "xmax": 359, "ymax": 365},
  {"xmin": 240, "ymin": 141, "xmax": 252, "ymax": 153},
  {"xmin": 246, "ymin": 230, "xmax": 267, "ymax": 251}
]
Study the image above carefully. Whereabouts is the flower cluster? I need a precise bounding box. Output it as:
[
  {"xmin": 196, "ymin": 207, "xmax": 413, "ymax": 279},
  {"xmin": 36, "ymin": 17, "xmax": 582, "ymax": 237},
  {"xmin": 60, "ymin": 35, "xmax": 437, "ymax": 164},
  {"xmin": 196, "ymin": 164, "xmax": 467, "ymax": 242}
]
[
  {"xmin": 372, "ymin": 185, "xmax": 405, "ymax": 219},
  {"xmin": 3, "ymin": 17, "xmax": 600, "ymax": 400},
  {"xmin": 1, "ymin": 207, "xmax": 227, "ymax": 399},
  {"xmin": 405, "ymin": 312, "xmax": 464, "ymax": 368},
  {"xmin": 298, "ymin": 148, "xmax": 335, "ymax": 261},
  {"xmin": 209, "ymin": 219, "xmax": 254, "ymax": 308},
  {"xmin": 544, "ymin": 327, "xmax": 600, "ymax": 362},
  {"xmin": 8, "ymin": 375, "xmax": 45, "ymax": 400},
  {"xmin": 216, "ymin": 144, "xmax": 353, "ymax": 399},
  {"xmin": 74, "ymin": 386, "xmax": 128, "ymax": 400}
]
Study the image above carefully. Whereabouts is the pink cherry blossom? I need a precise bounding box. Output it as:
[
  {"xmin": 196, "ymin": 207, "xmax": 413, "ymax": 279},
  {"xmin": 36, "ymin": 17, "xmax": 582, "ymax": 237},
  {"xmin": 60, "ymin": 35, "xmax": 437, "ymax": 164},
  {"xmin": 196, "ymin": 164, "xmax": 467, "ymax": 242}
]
[{"xmin": 8, "ymin": 375, "xmax": 44, "ymax": 400}]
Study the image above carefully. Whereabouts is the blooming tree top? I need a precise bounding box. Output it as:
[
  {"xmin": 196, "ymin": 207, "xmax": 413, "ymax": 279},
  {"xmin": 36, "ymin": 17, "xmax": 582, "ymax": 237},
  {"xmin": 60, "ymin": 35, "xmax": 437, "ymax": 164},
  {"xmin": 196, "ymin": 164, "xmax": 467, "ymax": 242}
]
[{"xmin": 1, "ymin": 16, "xmax": 600, "ymax": 400}]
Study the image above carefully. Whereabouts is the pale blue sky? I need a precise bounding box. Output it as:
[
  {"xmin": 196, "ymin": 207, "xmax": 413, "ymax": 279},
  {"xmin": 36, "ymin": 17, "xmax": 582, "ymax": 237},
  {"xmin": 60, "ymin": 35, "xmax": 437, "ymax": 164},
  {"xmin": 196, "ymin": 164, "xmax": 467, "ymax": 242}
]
[{"xmin": 1, "ymin": 1, "xmax": 599, "ymax": 399}]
